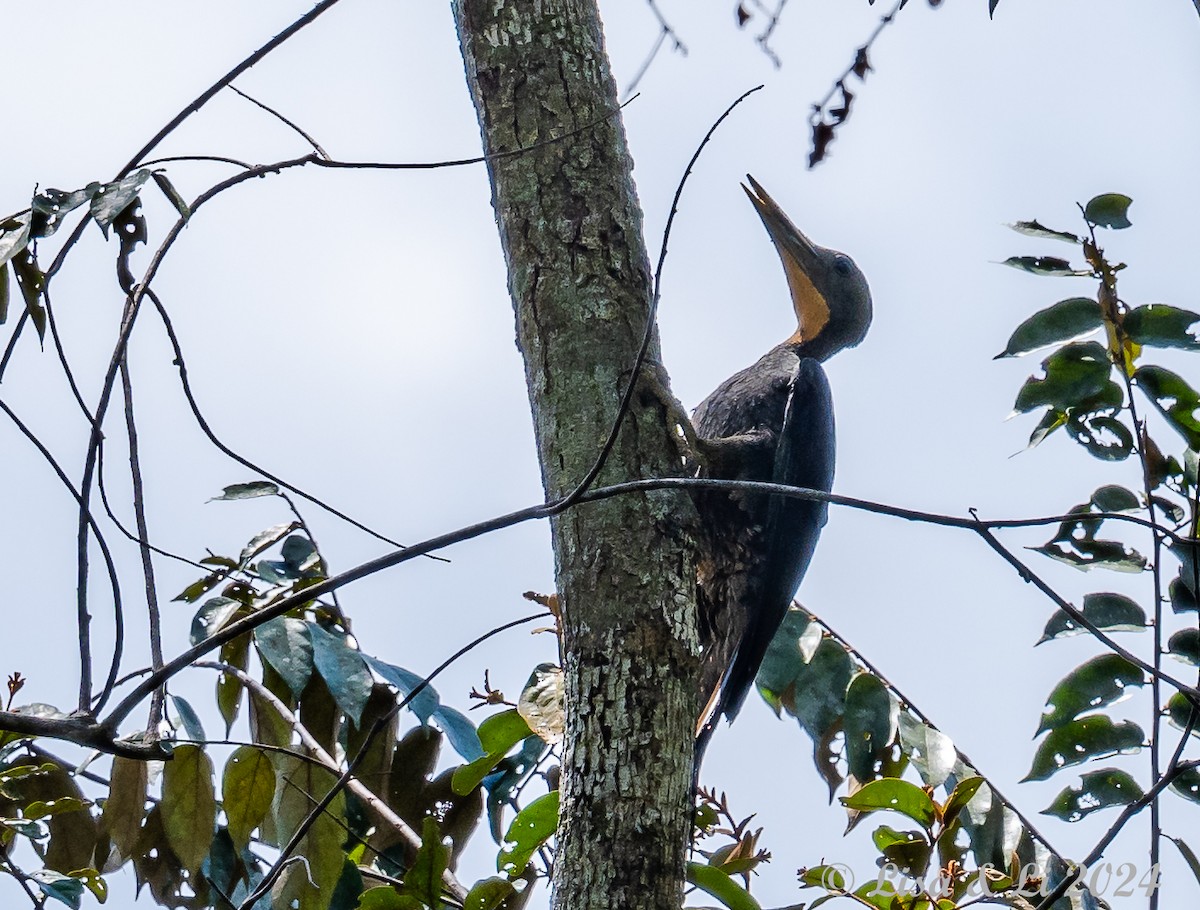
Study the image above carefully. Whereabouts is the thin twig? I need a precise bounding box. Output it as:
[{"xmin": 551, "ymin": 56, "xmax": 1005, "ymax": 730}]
[
  {"xmin": 624, "ymin": 0, "xmax": 687, "ymax": 98},
  {"xmin": 119, "ymin": 357, "xmax": 165, "ymax": 727},
  {"xmin": 228, "ymin": 84, "xmax": 329, "ymax": 159},
  {"xmin": 100, "ymin": 476, "xmax": 1200, "ymax": 733}
]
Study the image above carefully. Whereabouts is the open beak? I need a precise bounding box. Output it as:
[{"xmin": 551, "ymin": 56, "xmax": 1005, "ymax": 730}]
[{"xmin": 742, "ymin": 175, "xmax": 831, "ymax": 343}]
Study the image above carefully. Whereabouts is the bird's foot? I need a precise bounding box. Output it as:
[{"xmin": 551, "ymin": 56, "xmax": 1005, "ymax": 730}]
[{"xmin": 637, "ymin": 364, "xmax": 705, "ymax": 469}]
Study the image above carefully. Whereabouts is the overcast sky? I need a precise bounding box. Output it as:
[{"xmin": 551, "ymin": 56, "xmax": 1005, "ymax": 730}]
[{"xmin": 3, "ymin": 1, "xmax": 1200, "ymax": 907}]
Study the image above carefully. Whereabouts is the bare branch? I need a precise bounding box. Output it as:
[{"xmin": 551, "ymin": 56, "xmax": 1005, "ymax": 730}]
[{"xmin": 228, "ymin": 84, "xmax": 330, "ymax": 159}]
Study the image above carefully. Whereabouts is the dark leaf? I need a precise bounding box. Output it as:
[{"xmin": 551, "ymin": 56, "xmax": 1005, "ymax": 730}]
[
  {"xmin": 434, "ymin": 705, "xmax": 484, "ymax": 762},
  {"xmin": 31, "ymin": 185, "xmax": 100, "ymax": 238},
  {"xmin": 1066, "ymin": 413, "xmax": 1133, "ymax": 461},
  {"xmin": 1167, "ymin": 836, "xmax": 1200, "ymax": 891},
  {"xmin": 463, "ymin": 877, "xmax": 515, "ymax": 910},
  {"xmin": 11, "ymin": 248, "xmax": 47, "ymax": 342},
  {"xmin": 843, "ymin": 673, "xmax": 894, "ymax": 784},
  {"xmin": 1041, "ymin": 768, "xmax": 1144, "ymax": 821},
  {"xmin": 1007, "ymin": 220, "xmax": 1080, "ymax": 244},
  {"xmin": 190, "ymin": 596, "xmax": 242, "ymax": 646},
  {"xmin": 1165, "ymin": 692, "xmax": 1199, "ymax": 734},
  {"xmin": 1090, "ymin": 485, "xmax": 1139, "ymax": 513},
  {"xmin": 31, "ymin": 871, "xmax": 84, "ymax": 909},
  {"xmin": 1038, "ymin": 592, "xmax": 1146, "ymax": 643},
  {"xmin": 0, "ymin": 261, "xmax": 9, "ymax": 324},
  {"xmin": 212, "ymin": 481, "xmax": 281, "ymax": 502},
  {"xmin": 1024, "ymin": 716, "xmax": 1144, "ymax": 781},
  {"xmin": 173, "ymin": 572, "xmax": 223, "ymax": 604},
  {"xmin": 281, "ymin": 535, "xmax": 317, "ymax": 570},
  {"xmin": 160, "ymin": 744, "xmax": 215, "ymax": 876},
  {"xmin": 809, "ymin": 121, "xmax": 835, "ymax": 168},
  {"xmin": 1027, "ymin": 408, "xmax": 1067, "ymax": 449},
  {"xmin": 996, "ymin": 297, "xmax": 1101, "ymax": 358},
  {"xmin": 151, "ymin": 171, "xmax": 191, "ymax": 222},
  {"xmin": 1036, "ymin": 654, "xmax": 1144, "ymax": 733},
  {"xmin": 1083, "ymin": 193, "xmax": 1133, "ymax": 229},
  {"xmin": 990, "ymin": 0, "xmax": 1001, "ymax": 17},
  {"xmin": 1033, "ymin": 537, "xmax": 1146, "ymax": 573},
  {"xmin": 1135, "ymin": 365, "xmax": 1200, "ymax": 449},
  {"xmin": 1013, "ymin": 343, "xmax": 1115, "ymax": 413},
  {"xmin": 365, "ymin": 655, "xmax": 439, "ymax": 724},
  {"xmin": 1168, "ymin": 628, "xmax": 1200, "ymax": 666},
  {"xmin": 1171, "ymin": 576, "xmax": 1200, "ymax": 613},
  {"xmin": 1172, "ymin": 766, "xmax": 1200, "ymax": 804},
  {"xmin": 100, "ymin": 757, "xmax": 147, "ymax": 860},
  {"xmin": 1125, "ymin": 304, "xmax": 1200, "ymax": 351},
  {"xmin": 1000, "ymin": 255, "xmax": 1090, "ymax": 277},
  {"xmin": 405, "ymin": 817, "xmax": 450, "ymax": 907},
  {"xmin": 850, "ymin": 47, "xmax": 871, "ymax": 79},
  {"xmin": 170, "ymin": 694, "xmax": 207, "ymax": 742}
]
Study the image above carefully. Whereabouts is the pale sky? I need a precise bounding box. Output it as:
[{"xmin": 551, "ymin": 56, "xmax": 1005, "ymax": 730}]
[{"xmin": 3, "ymin": 2, "xmax": 1200, "ymax": 907}]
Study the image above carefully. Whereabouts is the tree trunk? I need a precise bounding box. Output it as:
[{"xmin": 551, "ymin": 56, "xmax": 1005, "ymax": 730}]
[{"xmin": 453, "ymin": 3, "xmax": 704, "ymax": 908}]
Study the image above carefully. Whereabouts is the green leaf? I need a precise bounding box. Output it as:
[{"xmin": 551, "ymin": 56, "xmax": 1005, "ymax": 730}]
[
  {"xmin": 1168, "ymin": 629, "xmax": 1200, "ymax": 665},
  {"xmin": 451, "ymin": 711, "xmax": 533, "ymax": 796},
  {"xmin": 173, "ymin": 572, "xmax": 222, "ymax": 604},
  {"xmin": 222, "ymin": 746, "xmax": 275, "ymax": 850},
  {"xmin": 686, "ymin": 862, "xmax": 762, "ymax": 910},
  {"xmin": 1036, "ymin": 654, "xmax": 1145, "ymax": 733},
  {"xmin": 1038, "ymin": 592, "xmax": 1146, "ymax": 643},
  {"xmin": 255, "ymin": 617, "xmax": 314, "ymax": 696},
  {"xmin": 309, "ymin": 624, "xmax": 372, "ymax": 726},
  {"xmin": 843, "ymin": 673, "xmax": 894, "ymax": 784},
  {"xmin": 897, "ymin": 715, "xmax": 957, "ymax": 789},
  {"xmin": 90, "ymin": 169, "xmax": 153, "ymax": 231},
  {"xmin": 1125, "ymin": 304, "xmax": 1200, "ymax": 351},
  {"xmin": 151, "ymin": 171, "xmax": 191, "ymax": 221},
  {"xmin": 1172, "ymin": 766, "xmax": 1200, "ymax": 804},
  {"xmin": 170, "ymin": 694, "xmax": 207, "ymax": 742},
  {"xmin": 1014, "ymin": 343, "xmax": 1115, "ymax": 414},
  {"xmin": 406, "ymin": 817, "xmax": 450, "ymax": 907},
  {"xmin": 840, "ymin": 778, "xmax": 937, "ymax": 830},
  {"xmin": 1066, "ymin": 412, "xmax": 1133, "ymax": 461},
  {"xmin": 1083, "ymin": 193, "xmax": 1133, "ymax": 229},
  {"xmin": 160, "ymin": 744, "xmax": 215, "ymax": 875},
  {"xmin": 463, "ymin": 877, "xmax": 516, "ymax": 910},
  {"xmin": 210, "ymin": 481, "xmax": 280, "ymax": 502},
  {"xmin": 23, "ymin": 796, "xmax": 89, "ymax": 820},
  {"xmin": 190, "ymin": 596, "xmax": 242, "ymax": 646},
  {"xmin": 496, "ymin": 791, "xmax": 558, "ymax": 877},
  {"xmin": 1000, "ymin": 256, "xmax": 1090, "ymax": 277},
  {"xmin": 31, "ymin": 185, "xmax": 99, "ymax": 238},
  {"xmin": 1026, "ymin": 408, "xmax": 1067, "ymax": 449},
  {"xmin": 238, "ymin": 520, "xmax": 300, "ymax": 566},
  {"xmin": 1034, "ymin": 537, "xmax": 1146, "ymax": 573},
  {"xmin": 995, "ymin": 297, "xmax": 1101, "ymax": 358},
  {"xmin": 1167, "ymin": 836, "xmax": 1200, "ymax": 890},
  {"xmin": 0, "ymin": 261, "xmax": 9, "ymax": 325},
  {"xmin": 1041, "ymin": 768, "xmax": 1144, "ymax": 821},
  {"xmin": 1135, "ymin": 365, "xmax": 1200, "ymax": 450},
  {"xmin": 1023, "ymin": 716, "xmax": 1144, "ymax": 781},
  {"xmin": 1165, "ymin": 692, "xmax": 1199, "ymax": 734},
  {"xmin": 11, "ymin": 248, "xmax": 47, "ymax": 342},
  {"xmin": 270, "ymin": 756, "xmax": 347, "ymax": 910},
  {"xmin": 1006, "ymin": 220, "xmax": 1081, "ymax": 245},
  {"xmin": 31, "ymin": 870, "xmax": 84, "ymax": 909},
  {"xmin": 359, "ymin": 888, "xmax": 421, "ymax": 910},
  {"xmin": 942, "ymin": 776, "xmax": 985, "ymax": 828},
  {"xmin": 1090, "ymin": 484, "xmax": 1139, "ymax": 512}
]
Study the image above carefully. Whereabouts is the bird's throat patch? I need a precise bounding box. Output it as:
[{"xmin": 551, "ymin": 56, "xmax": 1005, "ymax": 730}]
[{"xmin": 782, "ymin": 254, "xmax": 831, "ymax": 344}]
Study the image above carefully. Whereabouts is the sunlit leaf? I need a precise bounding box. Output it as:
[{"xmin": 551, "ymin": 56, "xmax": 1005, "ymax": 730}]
[
  {"xmin": 210, "ymin": 481, "xmax": 280, "ymax": 502},
  {"xmin": 451, "ymin": 711, "xmax": 533, "ymax": 796},
  {"xmin": 160, "ymin": 744, "xmax": 215, "ymax": 876},
  {"xmin": 686, "ymin": 862, "xmax": 762, "ymax": 910},
  {"xmin": 222, "ymin": 746, "xmax": 275, "ymax": 851},
  {"xmin": 90, "ymin": 169, "xmax": 153, "ymax": 232},
  {"xmin": 840, "ymin": 778, "xmax": 937, "ymax": 830},
  {"xmin": 996, "ymin": 297, "xmax": 1101, "ymax": 358},
  {"xmin": 405, "ymin": 816, "xmax": 450, "ymax": 907},
  {"xmin": 1014, "ymin": 343, "xmax": 1115, "ymax": 413},
  {"xmin": 1024, "ymin": 716, "xmax": 1144, "ymax": 781},
  {"xmin": 1038, "ymin": 592, "xmax": 1146, "ymax": 643},
  {"xmin": 1037, "ymin": 654, "xmax": 1143, "ymax": 734},
  {"xmin": 31, "ymin": 185, "xmax": 99, "ymax": 238},
  {"xmin": 31, "ymin": 869, "xmax": 84, "ymax": 909},
  {"xmin": 365, "ymin": 655, "xmax": 439, "ymax": 724},
  {"xmin": 463, "ymin": 877, "xmax": 516, "ymax": 910},
  {"xmin": 1041, "ymin": 768, "xmax": 1144, "ymax": 821},
  {"xmin": 1125, "ymin": 304, "xmax": 1200, "ymax": 351},
  {"xmin": 1083, "ymin": 193, "xmax": 1133, "ymax": 229},
  {"xmin": 942, "ymin": 776, "xmax": 985, "ymax": 828},
  {"xmin": 897, "ymin": 715, "xmax": 957, "ymax": 789},
  {"xmin": 497, "ymin": 791, "xmax": 559, "ymax": 877}
]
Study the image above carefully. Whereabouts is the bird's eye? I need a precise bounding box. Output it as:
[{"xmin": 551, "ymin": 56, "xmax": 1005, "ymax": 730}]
[{"xmin": 833, "ymin": 256, "xmax": 853, "ymax": 276}]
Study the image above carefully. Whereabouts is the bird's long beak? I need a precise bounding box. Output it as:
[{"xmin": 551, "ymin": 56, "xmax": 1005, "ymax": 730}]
[{"xmin": 742, "ymin": 175, "xmax": 831, "ymax": 345}]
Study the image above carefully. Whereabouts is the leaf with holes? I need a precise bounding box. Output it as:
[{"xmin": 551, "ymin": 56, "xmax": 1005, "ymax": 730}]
[
  {"xmin": 1024, "ymin": 716, "xmax": 1144, "ymax": 781},
  {"xmin": 843, "ymin": 673, "xmax": 894, "ymax": 785},
  {"xmin": 1066, "ymin": 412, "xmax": 1133, "ymax": 460},
  {"xmin": 1042, "ymin": 768, "xmax": 1144, "ymax": 822},
  {"xmin": 1135, "ymin": 365, "xmax": 1200, "ymax": 450},
  {"xmin": 1036, "ymin": 654, "xmax": 1144, "ymax": 734},
  {"xmin": 90, "ymin": 169, "xmax": 152, "ymax": 232},
  {"xmin": 996, "ymin": 297, "xmax": 1101, "ymax": 358},
  {"xmin": 841, "ymin": 778, "xmax": 937, "ymax": 831},
  {"xmin": 1038, "ymin": 592, "xmax": 1146, "ymax": 643},
  {"xmin": 1125, "ymin": 304, "xmax": 1200, "ymax": 351},
  {"xmin": 1034, "ymin": 538, "xmax": 1146, "ymax": 573},
  {"xmin": 497, "ymin": 791, "xmax": 558, "ymax": 877}
]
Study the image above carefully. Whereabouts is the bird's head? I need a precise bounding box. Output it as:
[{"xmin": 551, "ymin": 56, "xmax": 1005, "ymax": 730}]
[{"xmin": 742, "ymin": 175, "xmax": 872, "ymax": 361}]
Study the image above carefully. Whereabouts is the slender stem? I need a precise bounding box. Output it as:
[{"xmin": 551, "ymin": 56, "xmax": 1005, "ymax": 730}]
[{"xmin": 120, "ymin": 357, "xmax": 164, "ymax": 726}]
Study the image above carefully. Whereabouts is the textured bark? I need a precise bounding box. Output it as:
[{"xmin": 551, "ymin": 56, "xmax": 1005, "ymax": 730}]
[{"xmin": 453, "ymin": 3, "xmax": 704, "ymax": 909}]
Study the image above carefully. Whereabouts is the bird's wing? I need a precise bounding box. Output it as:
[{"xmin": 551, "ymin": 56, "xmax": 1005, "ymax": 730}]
[{"xmin": 717, "ymin": 357, "xmax": 836, "ymax": 723}]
